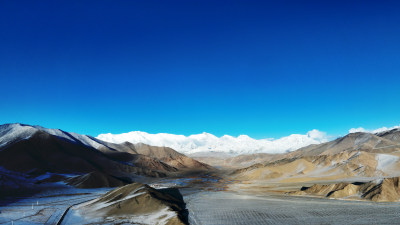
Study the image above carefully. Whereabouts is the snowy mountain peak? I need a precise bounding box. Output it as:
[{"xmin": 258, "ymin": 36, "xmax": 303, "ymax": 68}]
[
  {"xmin": 0, "ymin": 123, "xmax": 39, "ymax": 148},
  {"xmin": 0, "ymin": 123, "xmax": 332, "ymax": 156},
  {"xmin": 0, "ymin": 123, "xmax": 107, "ymax": 150},
  {"xmin": 97, "ymin": 130, "xmax": 330, "ymax": 155}
]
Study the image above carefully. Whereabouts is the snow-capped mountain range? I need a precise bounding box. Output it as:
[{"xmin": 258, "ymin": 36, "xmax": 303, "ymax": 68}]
[
  {"xmin": 3, "ymin": 123, "xmax": 398, "ymax": 156},
  {"xmin": 97, "ymin": 129, "xmax": 330, "ymax": 155},
  {"xmin": 0, "ymin": 123, "xmax": 212, "ymax": 176},
  {"xmin": 0, "ymin": 123, "xmax": 329, "ymax": 156}
]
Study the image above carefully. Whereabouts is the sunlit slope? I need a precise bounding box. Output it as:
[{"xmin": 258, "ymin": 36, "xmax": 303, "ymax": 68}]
[
  {"xmin": 232, "ymin": 130, "xmax": 400, "ymax": 183},
  {"xmin": 290, "ymin": 177, "xmax": 400, "ymax": 202}
]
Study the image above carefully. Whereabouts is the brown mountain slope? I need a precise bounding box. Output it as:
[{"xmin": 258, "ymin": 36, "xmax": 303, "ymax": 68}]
[
  {"xmin": 0, "ymin": 131, "xmax": 166, "ymax": 179},
  {"xmin": 66, "ymin": 171, "xmax": 130, "ymax": 188},
  {"xmin": 199, "ymin": 131, "xmax": 400, "ymax": 169},
  {"xmin": 232, "ymin": 150, "xmax": 400, "ymax": 183},
  {"xmin": 101, "ymin": 150, "xmax": 179, "ymax": 173},
  {"xmin": 290, "ymin": 177, "xmax": 400, "ymax": 202},
  {"xmin": 194, "ymin": 153, "xmax": 285, "ymax": 169},
  {"xmin": 95, "ymin": 140, "xmax": 212, "ymax": 171},
  {"xmin": 230, "ymin": 130, "xmax": 400, "ymax": 197},
  {"xmin": 289, "ymin": 132, "xmax": 400, "ymax": 158},
  {"xmin": 0, "ymin": 123, "xmax": 211, "ymax": 181},
  {"xmin": 123, "ymin": 143, "xmax": 212, "ymax": 171},
  {"xmin": 376, "ymin": 128, "xmax": 400, "ymax": 144}
]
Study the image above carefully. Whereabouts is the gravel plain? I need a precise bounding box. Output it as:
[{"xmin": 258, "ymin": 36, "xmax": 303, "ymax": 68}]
[
  {"xmin": 2, "ymin": 177, "xmax": 400, "ymax": 225},
  {"xmin": 183, "ymin": 191, "xmax": 400, "ymax": 225}
]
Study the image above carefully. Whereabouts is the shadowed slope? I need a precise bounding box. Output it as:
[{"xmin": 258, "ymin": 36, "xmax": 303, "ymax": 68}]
[
  {"xmin": 66, "ymin": 171, "xmax": 130, "ymax": 188},
  {"xmin": 0, "ymin": 123, "xmax": 213, "ymax": 185},
  {"xmin": 0, "ymin": 131, "xmax": 166, "ymax": 179}
]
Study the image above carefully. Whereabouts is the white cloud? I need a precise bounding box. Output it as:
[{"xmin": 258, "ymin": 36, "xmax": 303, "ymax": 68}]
[
  {"xmin": 96, "ymin": 130, "xmax": 329, "ymax": 155},
  {"xmin": 349, "ymin": 127, "xmax": 367, "ymax": 133},
  {"xmin": 349, "ymin": 125, "xmax": 400, "ymax": 134},
  {"xmin": 307, "ymin": 129, "xmax": 328, "ymax": 141}
]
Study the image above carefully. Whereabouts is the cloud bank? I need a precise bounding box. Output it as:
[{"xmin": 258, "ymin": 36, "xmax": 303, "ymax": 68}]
[
  {"xmin": 97, "ymin": 129, "xmax": 329, "ymax": 155},
  {"xmin": 349, "ymin": 125, "xmax": 400, "ymax": 134}
]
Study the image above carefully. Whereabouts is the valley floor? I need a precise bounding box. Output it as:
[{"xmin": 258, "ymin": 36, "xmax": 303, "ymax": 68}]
[
  {"xmin": 0, "ymin": 186, "xmax": 110, "ymax": 225},
  {"xmin": 2, "ymin": 176, "xmax": 400, "ymax": 224},
  {"xmin": 183, "ymin": 190, "xmax": 400, "ymax": 225}
]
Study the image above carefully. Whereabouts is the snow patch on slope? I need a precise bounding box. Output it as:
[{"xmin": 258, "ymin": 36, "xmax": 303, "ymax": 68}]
[
  {"xmin": 97, "ymin": 129, "xmax": 329, "ymax": 155},
  {"xmin": 126, "ymin": 207, "xmax": 178, "ymax": 225},
  {"xmin": 0, "ymin": 124, "xmax": 38, "ymax": 148},
  {"xmin": 375, "ymin": 154, "xmax": 399, "ymax": 171}
]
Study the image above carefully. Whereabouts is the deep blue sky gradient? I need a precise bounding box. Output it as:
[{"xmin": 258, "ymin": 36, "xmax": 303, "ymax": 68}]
[{"xmin": 1, "ymin": 0, "xmax": 400, "ymax": 138}]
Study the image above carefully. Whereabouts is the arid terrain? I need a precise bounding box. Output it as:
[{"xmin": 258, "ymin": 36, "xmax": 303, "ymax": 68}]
[
  {"xmin": 2, "ymin": 124, "xmax": 400, "ymax": 224},
  {"xmin": 3, "ymin": 0, "xmax": 400, "ymax": 223}
]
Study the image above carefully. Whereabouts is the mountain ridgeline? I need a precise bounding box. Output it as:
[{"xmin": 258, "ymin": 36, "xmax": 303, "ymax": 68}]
[
  {"xmin": 0, "ymin": 123, "xmax": 212, "ymax": 191},
  {"xmin": 233, "ymin": 129, "xmax": 400, "ymax": 180},
  {"xmin": 230, "ymin": 128, "xmax": 400, "ymax": 201},
  {"xmin": 3, "ymin": 123, "xmax": 400, "ymax": 202}
]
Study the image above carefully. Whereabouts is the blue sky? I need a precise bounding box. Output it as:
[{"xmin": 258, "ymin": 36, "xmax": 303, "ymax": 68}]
[{"xmin": 1, "ymin": 0, "xmax": 399, "ymax": 138}]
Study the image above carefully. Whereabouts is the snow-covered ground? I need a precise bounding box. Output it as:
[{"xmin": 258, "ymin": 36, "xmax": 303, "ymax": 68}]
[
  {"xmin": 61, "ymin": 205, "xmax": 179, "ymax": 225},
  {"xmin": 0, "ymin": 187, "xmax": 109, "ymax": 225},
  {"xmin": 375, "ymin": 154, "xmax": 399, "ymax": 171}
]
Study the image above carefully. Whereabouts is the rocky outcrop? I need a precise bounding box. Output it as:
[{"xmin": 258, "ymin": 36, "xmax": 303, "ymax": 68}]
[
  {"xmin": 362, "ymin": 177, "xmax": 400, "ymax": 202},
  {"xmin": 76, "ymin": 182, "xmax": 188, "ymax": 224}
]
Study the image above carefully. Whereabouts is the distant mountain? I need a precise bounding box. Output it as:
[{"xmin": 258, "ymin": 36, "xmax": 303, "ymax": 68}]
[
  {"xmin": 97, "ymin": 129, "xmax": 329, "ymax": 155},
  {"xmin": 0, "ymin": 124, "xmax": 211, "ymax": 186},
  {"xmin": 232, "ymin": 129, "xmax": 400, "ymax": 183},
  {"xmin": 376, "ymin": 128, "xmax": 400, "ymax": 144},
  {"xmin": 289, "ymin": 132, "xmax": 400, "ymax": 157},
  {"xmin": 193, "ymin": 153, "xmax": 285, "ymax": 169},
  {"xmin": 95, "ymin": 141, "xmax": 211, "ymax": 171}
]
